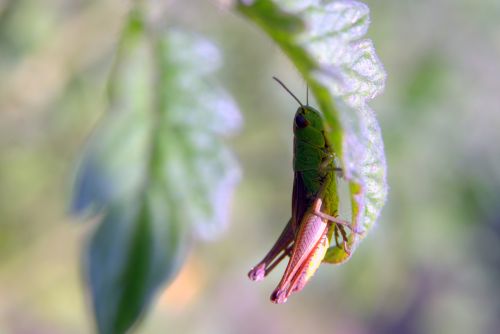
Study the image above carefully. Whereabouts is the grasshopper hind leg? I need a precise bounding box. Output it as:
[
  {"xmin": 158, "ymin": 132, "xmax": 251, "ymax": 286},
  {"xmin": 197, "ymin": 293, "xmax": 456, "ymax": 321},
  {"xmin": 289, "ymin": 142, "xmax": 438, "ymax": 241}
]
[
  {"xmin": 336, "ymin": 224, "xmax": 351, "ymax": 255},
  {"xmin": 311, "ymin": 198, "xmax": 361, "ymax": 255},
  {"xmin": 248, "ymin": 219, "xmax": 295, "ymax": 281}
]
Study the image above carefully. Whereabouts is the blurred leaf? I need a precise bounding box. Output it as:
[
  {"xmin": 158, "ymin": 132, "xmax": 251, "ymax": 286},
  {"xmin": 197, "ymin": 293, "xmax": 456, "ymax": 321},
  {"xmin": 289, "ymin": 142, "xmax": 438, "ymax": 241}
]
[
  {"xmin": 87, "ymin": 186, "xmax": 186, "ymax": 334},
  {"xmin": 402, "ymin": 53, "xmax": 449, "ymax": 110},
  {"xmin": 238, "ymin": 0, "xmax": 386, "ymax": 262},
  {"xmin": 72, "ymin": 9, "xmax": 241, "ymax": 334}
]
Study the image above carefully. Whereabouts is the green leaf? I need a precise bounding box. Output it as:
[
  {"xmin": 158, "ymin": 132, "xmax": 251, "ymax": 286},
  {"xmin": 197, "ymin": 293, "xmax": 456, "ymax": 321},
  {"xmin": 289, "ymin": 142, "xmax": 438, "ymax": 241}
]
[
  {"xmin": 238, "ymin": 0, "xmax": 387, "ymax": 262},
  {"xmin": 87, "ymin": 186, "xmax": 186, "ymax": 334},
  {"xmin": 72, "ymin": 10, "xmax": 241, "ymax": 333}
]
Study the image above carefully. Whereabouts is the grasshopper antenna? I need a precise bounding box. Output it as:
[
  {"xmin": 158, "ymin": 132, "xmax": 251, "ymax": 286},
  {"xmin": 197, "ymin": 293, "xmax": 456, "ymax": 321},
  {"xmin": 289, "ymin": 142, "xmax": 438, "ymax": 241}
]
[
  {"xmin": 272, "ymin": 76, "xmax": 304, "ymax": 108},
  {"xmin": 306, "ymin": 84, "xmax": 309, "ymax": 106}
]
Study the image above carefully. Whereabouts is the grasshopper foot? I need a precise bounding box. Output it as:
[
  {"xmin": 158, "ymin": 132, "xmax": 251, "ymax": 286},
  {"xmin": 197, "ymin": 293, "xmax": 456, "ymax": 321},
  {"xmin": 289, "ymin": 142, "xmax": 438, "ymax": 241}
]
[
  {"xmin": 343, "ymin": 241, "xmax": 351, "ymax": 255},
  {"xmin": 248, "ymin": 264, "xmax": 266, "ymax": 281},
  {"xmin": 270, "ymin": 288, "xmax": 288, "ymax": 304}
]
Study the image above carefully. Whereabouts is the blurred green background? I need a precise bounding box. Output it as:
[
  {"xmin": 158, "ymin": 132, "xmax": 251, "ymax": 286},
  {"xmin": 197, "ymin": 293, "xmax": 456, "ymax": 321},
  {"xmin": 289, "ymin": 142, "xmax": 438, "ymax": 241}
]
[{"xmin": 1, "ymin": 0, "xmax": 500, "ymax": 333}]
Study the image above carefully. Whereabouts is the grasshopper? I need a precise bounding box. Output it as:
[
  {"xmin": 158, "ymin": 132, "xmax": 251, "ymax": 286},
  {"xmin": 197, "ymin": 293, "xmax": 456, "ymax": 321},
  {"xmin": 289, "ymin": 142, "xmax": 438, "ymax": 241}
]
[{"xmin": 248, "ymin": 77, "xmax": 355, "ymax": 303}]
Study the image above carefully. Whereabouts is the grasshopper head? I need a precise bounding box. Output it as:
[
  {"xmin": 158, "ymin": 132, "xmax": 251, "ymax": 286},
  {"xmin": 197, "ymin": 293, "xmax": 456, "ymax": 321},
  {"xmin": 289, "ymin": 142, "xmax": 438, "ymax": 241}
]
[
  {"xmin": 271, "ymin": 76, "xmax": 326, "ymax": 143},
  {"xmin": 293, "ymin": 106, "xmax": 323, "ymax": 131},
  {"xmin": 293, "ymin": 106, "xmax": 326, "ymax": 147}
]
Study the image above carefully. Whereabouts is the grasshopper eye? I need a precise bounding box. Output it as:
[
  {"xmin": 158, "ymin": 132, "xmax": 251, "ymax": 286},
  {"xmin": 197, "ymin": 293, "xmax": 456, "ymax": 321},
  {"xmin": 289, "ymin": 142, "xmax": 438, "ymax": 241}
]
[{"xmin": 295, "ymin": 113, "xmax": 309, "ymax": 129}]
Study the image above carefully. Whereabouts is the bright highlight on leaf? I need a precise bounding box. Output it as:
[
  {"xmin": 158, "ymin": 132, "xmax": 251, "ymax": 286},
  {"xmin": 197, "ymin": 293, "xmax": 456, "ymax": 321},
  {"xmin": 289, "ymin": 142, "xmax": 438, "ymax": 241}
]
[
  {"xmin": 71, "ymin": 10, "xmax": 241, "ymax": 333},
  {"xmin": 238, "ymin": 0, "xmax": 387, "ymax": 262}
]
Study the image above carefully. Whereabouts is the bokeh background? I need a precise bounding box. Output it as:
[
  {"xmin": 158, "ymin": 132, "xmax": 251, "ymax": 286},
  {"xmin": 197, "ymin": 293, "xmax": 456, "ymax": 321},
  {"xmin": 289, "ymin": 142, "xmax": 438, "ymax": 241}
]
[{"xmin": 1, "ymin": 0, "xmax": 500, "ymax": 333}]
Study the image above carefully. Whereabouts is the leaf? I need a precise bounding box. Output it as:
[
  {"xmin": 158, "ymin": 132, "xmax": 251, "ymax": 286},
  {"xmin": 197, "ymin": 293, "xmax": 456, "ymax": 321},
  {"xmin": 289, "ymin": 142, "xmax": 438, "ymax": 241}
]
[
  {"xmin": 87, "ymin": 186, "xmax": 187, "ymax": 334},
  {"xmin": 72, "ymin": 10, "xmax": 241, "ymax": 333},
  {"xmin": 237, "ymin": 0, "xmax": 387, "ymax": 262}
]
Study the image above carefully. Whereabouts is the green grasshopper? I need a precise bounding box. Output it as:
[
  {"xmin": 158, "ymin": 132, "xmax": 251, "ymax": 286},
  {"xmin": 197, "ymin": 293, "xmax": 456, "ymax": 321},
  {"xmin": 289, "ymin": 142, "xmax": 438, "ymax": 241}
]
[{"xmin": 248, "ymin": 77, "xmax": 355, "ymax": 303}]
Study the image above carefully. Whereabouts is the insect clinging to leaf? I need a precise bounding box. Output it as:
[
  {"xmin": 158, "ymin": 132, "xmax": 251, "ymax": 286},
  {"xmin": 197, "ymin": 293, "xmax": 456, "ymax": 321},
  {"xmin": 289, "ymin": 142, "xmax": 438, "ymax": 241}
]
[{"xmin": 248, "ymin": 77, "xmax": 358, "ymax": 304}]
